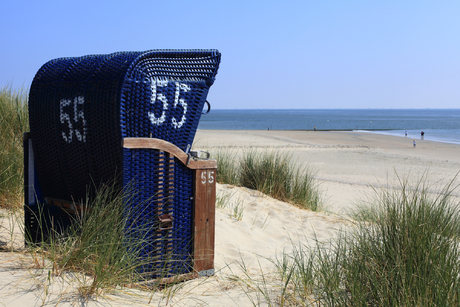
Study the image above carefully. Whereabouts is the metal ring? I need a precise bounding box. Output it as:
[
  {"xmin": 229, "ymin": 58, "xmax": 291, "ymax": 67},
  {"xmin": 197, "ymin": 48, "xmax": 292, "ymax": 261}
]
[{"xmin": 202, "ymin": 100, "xmax": 211, "ymax": 115}]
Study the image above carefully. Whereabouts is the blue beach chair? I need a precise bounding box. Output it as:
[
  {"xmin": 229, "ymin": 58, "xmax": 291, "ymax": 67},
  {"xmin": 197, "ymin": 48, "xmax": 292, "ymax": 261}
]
[{"xmin": 26, "ymin": 49, "xmax": 221, "ymax": 279}]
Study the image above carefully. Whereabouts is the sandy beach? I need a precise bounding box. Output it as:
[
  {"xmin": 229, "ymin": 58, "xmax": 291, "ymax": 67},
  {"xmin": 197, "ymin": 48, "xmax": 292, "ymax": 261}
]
[
  {"xmin": 195, "ymin": 130, "xmax": 460, "ymax": 214},
  {"xmin": 1, "ymin": 130, "xmax": 460, "ymax": 306}
]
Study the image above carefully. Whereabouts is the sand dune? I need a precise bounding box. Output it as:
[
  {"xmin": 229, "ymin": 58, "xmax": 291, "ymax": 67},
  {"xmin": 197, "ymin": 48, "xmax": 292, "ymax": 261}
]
[{"xmin": 1, "ymin": 130, "xmax": 459, "ymax": 306}]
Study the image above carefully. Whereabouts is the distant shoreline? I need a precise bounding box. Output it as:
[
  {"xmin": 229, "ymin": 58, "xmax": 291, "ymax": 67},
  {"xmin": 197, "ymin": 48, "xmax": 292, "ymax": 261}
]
[
  {"xmin": 197, "ymin": 128, "xmax": 460, "ymax": 145},
  {"xmin": 199, "ymin": 128, "xmax": 393, "ymax": 131}
]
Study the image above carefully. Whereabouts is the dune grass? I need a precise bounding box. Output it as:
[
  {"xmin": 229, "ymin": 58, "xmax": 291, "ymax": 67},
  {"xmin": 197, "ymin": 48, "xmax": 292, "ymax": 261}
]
[
  {"xmin": 0, "ymin": 86, "xmax": 29, "ymax": 209},
  {"xmin": 23, "ymin": 183, "xmax": 153, "ymax": 298},
  {"xmin": 213, "ymin": 148, "xmax": 322, "ymax": 211},
  {"xmin": 21, "ymin": 181, "xmax": 195, "ymax": 301},
  {"xmin": 253, "ymin": 174, "xmax": 460, "ymax": 306},
  {"xmin": 213, "ymin": 148, "xmax": 240, "ymax": 186}
]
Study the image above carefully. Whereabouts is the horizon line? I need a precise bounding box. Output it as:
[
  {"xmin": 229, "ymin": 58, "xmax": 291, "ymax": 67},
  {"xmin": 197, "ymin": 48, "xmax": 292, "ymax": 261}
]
[{"xmin": 210, "ymin": 108, "xmax": 460, "ymax": 110}]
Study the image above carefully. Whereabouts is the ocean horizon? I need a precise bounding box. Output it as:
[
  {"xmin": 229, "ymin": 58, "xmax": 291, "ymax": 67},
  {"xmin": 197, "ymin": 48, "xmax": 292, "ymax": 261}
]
[{"xmin": 197, "ymin": 109, "xmax": 460, "ymax": 145}]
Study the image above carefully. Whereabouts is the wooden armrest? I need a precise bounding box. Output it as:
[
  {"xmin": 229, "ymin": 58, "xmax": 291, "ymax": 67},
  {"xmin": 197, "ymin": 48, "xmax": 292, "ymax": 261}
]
[{"xmin": 123, "ymin": 138, "xmax": 216, "ymax": 169}]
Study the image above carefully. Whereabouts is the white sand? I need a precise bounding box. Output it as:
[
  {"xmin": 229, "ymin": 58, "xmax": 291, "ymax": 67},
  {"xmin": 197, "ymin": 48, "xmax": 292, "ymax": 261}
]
[{"xmin": 1, "ymin": 130, "xmax": 459, "ymax": 306}]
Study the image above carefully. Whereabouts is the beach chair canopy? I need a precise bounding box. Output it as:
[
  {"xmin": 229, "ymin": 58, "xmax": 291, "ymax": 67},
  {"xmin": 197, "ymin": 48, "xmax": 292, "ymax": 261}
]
[{"xmin": 28, "ymin": 49, "xmax": 221, "ymax": 202}]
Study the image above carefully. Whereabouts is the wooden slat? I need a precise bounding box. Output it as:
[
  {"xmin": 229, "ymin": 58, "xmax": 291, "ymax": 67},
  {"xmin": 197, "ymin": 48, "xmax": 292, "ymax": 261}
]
[
  {"xmin": 45, "ymin": 197, "xmax": 89, "ymax": 215},
  {"xmin": 193, "ymin": 168, "xmax": 216, "ymax": 273},
  {"xmin": 123, "ymin": 138, "xmax": 216, "ymax": 169}
]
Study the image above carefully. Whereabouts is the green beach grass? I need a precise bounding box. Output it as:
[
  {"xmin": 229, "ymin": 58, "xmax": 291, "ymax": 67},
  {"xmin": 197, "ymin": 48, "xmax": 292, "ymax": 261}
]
[
  {"xmin": 23, "ymin": 181, "xmax": 192, "ymax": 300},
  {"xmin": 241, "ymin": 174, "xmax": 460, "ymax": 306},
  {"xmin": 213, "ymin": 147, "xmax": 322, "ymax": 211},
  {"xmin": 0, "ymin": 86, "xmax": 28, "ymax": 209}
]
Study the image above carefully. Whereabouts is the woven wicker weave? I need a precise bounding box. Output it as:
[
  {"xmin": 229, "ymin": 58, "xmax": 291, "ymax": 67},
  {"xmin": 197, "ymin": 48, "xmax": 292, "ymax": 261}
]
[
  {"xmin": 29, "ymin": 49, "xmax": 220, "ymax": 202},
  {"xmin": 28, "ymin": 49, "xmax": 221, "ymax": 278},
  {"xmin": 123, "ymin": 148, "xmax": 194, "ymax": 276}
]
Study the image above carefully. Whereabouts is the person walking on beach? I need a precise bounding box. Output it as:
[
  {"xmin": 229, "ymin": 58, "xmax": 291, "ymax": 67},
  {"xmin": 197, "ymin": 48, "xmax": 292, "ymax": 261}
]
[
  {"xmin": 421, "ymin": 131, "xmax": 424, "ymax": 140},
  {"xmin": 405, "ymin": 130, "xmax": 407, "ymax": 137},
  {"xmin": 413, "ymin": 140, "xmax": 416, "ymax": 147}
]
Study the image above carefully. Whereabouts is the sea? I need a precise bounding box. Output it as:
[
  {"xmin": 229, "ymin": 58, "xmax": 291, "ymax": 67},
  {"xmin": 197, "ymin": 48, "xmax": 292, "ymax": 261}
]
[{"xmin": 197, "ymin": 109, "xmax": 460, "ymax": 145}]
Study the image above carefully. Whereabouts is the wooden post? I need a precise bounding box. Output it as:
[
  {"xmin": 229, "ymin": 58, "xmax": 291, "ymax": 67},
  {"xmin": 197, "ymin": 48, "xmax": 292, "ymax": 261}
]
[{"xmin": 193, "ymin": 168, "xmax": 216, "ymax": 276}]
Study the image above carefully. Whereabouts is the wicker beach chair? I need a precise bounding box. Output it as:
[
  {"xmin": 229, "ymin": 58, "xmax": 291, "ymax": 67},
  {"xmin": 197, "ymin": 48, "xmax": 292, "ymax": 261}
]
[{"xmin": 26, "ymin": 49, "xmax": 221, "ymax": 279}]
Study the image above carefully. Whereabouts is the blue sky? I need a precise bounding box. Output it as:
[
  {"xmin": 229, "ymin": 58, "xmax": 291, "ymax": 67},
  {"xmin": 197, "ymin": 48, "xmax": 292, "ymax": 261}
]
[{"xmin": 1, "ymin": 1, "xmax": 459, "ymax": 109}]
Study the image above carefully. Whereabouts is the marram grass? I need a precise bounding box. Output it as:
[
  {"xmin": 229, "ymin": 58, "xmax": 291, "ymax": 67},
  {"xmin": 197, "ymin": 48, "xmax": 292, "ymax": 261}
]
[
  {"xmin": 213, "ymin": 148, "xmax": 322, "ymax": 211},
  {"xmin": 0, "ymin": 86, "xmax": 29, "ymax": 209},
  {"xmin": 24, "ymin": 181, "xmax": 180, "ymax": 299},
  {"xmin": 213, "ymin": 147, "xmax": 240, "ymax": 186},
  {"xmin": 262, "ymin": 174, "xmax": 460, "ymax": 307}
]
